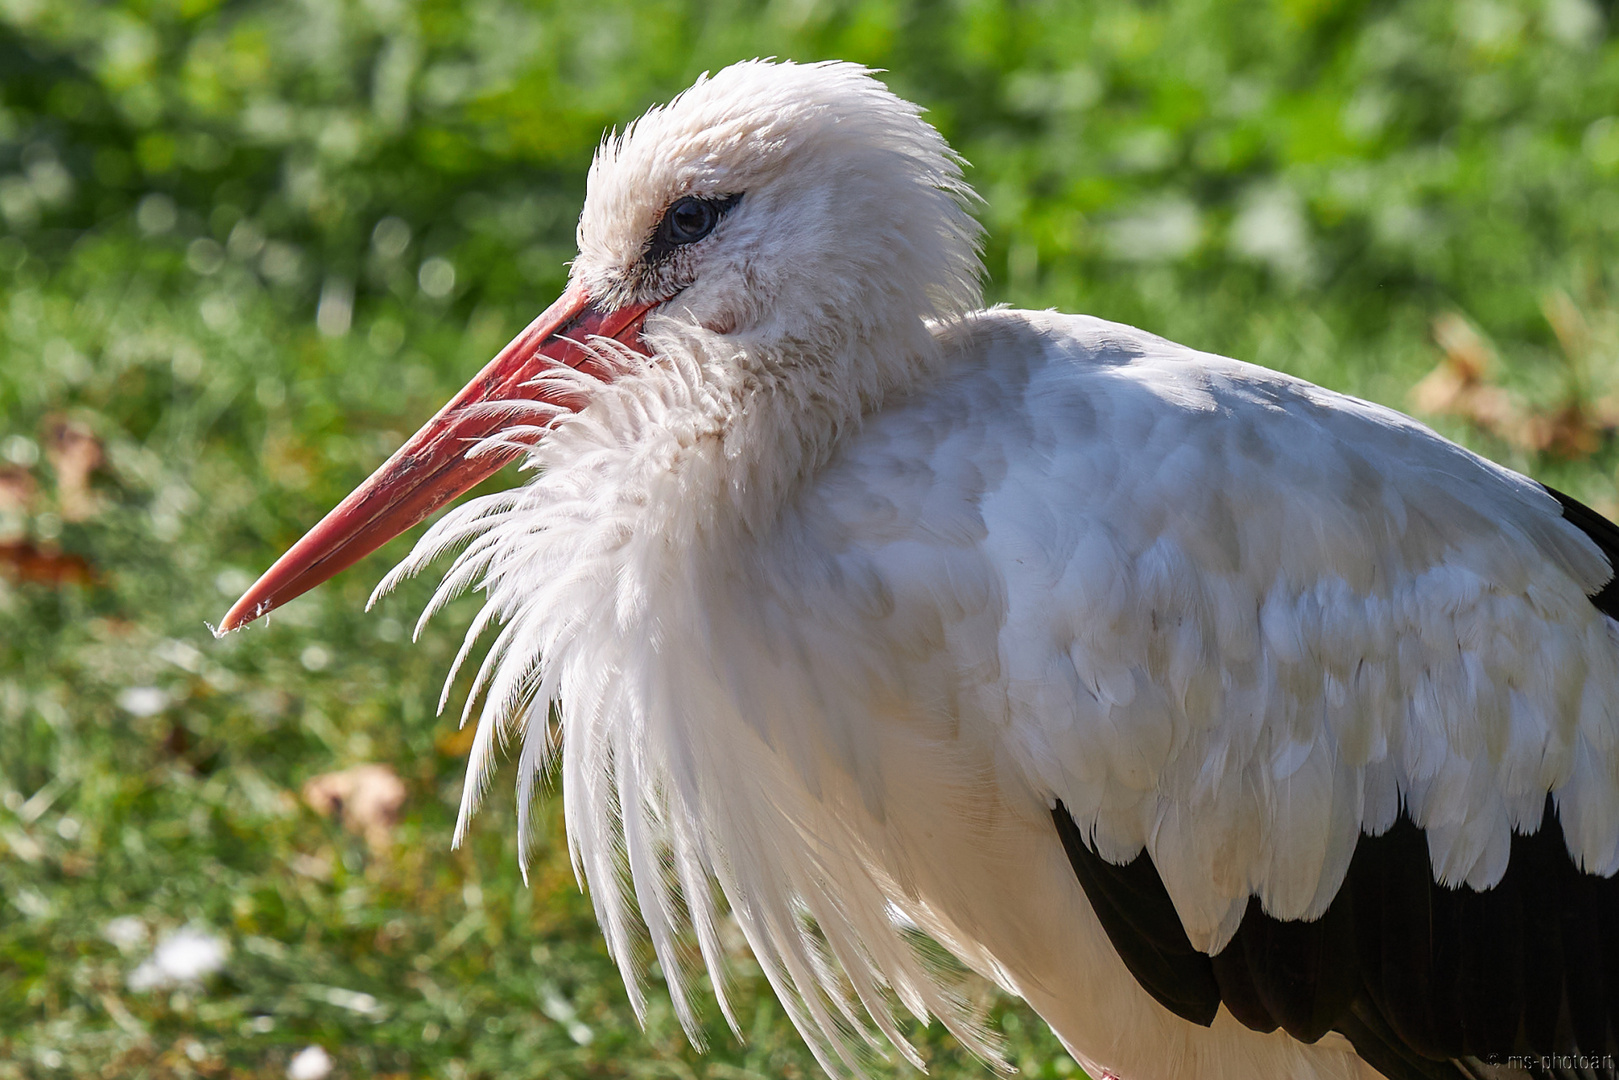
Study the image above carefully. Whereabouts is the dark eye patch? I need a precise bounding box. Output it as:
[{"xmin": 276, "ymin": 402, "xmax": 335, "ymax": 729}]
[{"xmin": 645, "ymin": 193, "xmax": 742, "ymax": 262}]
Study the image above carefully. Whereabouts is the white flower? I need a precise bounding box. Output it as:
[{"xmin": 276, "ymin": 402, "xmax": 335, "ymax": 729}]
[
  {"xmin": 128, "ymin": 926, "xmax": 229, "ymax": 991},
  {"xmin": 287, "ymin": 1045, "xmax": 333, "ymax": 1080},
  {"xmin": 102, "ymin": 915, "xmax": 148, "ymax": 953},
  {"xmin": 117, "ymin": 687, "xmax": 170, "ymax": 717}
]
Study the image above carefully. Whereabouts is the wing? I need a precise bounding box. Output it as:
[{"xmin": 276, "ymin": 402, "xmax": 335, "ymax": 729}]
[{"xmin": 945, "ymin": 311, "xmax": 1619, "ymax": 1075}]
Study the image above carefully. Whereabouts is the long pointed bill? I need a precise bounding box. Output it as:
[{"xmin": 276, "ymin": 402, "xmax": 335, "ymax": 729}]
[{"xmin": 216, "ymin": 282, "xmax": 655, "ymax": 634}]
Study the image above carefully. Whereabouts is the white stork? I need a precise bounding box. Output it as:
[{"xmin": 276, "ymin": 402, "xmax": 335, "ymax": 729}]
[{"xmin": 219, "ymin": 60, "xmax": 1619, "ymax": 1080}]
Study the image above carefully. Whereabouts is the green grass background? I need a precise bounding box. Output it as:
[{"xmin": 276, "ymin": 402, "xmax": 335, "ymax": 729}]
[{"xmin": 3, "ymin": 0, "xmax": 1619, "ymax": 1076}]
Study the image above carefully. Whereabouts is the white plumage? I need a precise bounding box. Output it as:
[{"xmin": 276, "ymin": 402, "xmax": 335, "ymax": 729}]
[{"xmin": 225, "ymin": 60, "xmax": 1619, "ymax": 1080}]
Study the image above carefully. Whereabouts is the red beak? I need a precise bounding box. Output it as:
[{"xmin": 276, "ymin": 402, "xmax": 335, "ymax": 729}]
[{"xmin": 216, "ymin": 282, "xmax": 655, "ymax": 634}]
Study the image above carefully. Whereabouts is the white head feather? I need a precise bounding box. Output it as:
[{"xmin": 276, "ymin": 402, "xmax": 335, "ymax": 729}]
[{"xmin": 575, "ymin": 59, "xmax": 981, "ymax": 348}]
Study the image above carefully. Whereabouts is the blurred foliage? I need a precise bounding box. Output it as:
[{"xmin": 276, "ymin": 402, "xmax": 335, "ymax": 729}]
[{"xmin": 2, "ymin": 0, "xmax": 1618, "ymax": 1076}]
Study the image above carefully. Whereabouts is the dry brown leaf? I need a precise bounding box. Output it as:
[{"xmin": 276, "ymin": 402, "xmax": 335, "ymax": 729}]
[
  {"xmin": 1414, "ymin": 312, "xmax": 1616, "ymax": 460},
  {"xmin": 0, "ymin": 465, "xmax": 36, "ymax": 513},
  {"xmin": 1408, "ymin": 362, "xmax": 1468, "ymax": 416},
  {"xmin": 1431, "ymin": 312, "xmax": 1495, "ymax": 382},
  {"xmin": 42, "ymin": 414, "xmax": 104, "ymax": 522},
  {"xmin": 1518, "ymin": 402, "xmax": 1605, "ymax": 458},
  {"xmin": 0, "ymin": 541, "xmax": 96, "ymax": 586},
  {"xmin": 1412, "ymin": 312, "xmax": 1505, "ymax": 421},
  {"xmin": 303, "ymin": 763, "xmax": 407, "ymax": 850}
]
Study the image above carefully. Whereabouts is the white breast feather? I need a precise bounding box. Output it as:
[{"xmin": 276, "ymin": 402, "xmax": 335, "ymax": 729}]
[{"xmin": 375, "ymin": 334, "xmax": 1008, "ymax": 1076}]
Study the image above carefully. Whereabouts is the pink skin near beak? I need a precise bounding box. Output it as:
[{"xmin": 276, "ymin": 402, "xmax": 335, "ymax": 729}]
[{"xmin": 216, "ymin": 282, "xmax": 656, "ymax": 634}]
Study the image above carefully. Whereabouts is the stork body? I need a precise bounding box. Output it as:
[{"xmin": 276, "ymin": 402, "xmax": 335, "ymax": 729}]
[{"xmin": 223, "ymin": 62, "xmax": 1619, "ymax": 1080}]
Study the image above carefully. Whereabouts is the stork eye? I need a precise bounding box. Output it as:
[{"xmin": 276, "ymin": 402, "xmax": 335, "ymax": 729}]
[
  {"xmin": 649, "ymin": 193, "xmax": 742, "ymax": 258},
  {"xmin": 667, "ymin": 198, "xmax": 717, "ymax": 242}
]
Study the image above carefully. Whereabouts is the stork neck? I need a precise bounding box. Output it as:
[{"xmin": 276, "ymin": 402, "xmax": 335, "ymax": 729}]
[
  {"xmin": 716, "ymin": 315, "xmax": 943, "ymax": 530},
  {"xmin": 559, "ymin": 310, "xmax": 949, "ymax": 562}
]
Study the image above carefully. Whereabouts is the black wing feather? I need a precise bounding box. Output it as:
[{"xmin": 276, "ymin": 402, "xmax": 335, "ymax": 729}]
[
  {"xmin": 1054, "ymin": 796, "xmax": 1619, "ymax": 1079},
  {"xmin": 1051, "ymin": 803, "xmax": 1220, "ymax": 1025},
  {"xmin": 1544, "ymin": 484, "xmax": 1619, "ymax": 619}
]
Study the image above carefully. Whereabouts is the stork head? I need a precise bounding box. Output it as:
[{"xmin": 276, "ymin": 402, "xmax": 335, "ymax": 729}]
[
  {"xmin": 217, "ymin": 59, "xmax": 982, "ymax": 632},
  {"xmin": 574, "ymin": 59, "xmax": 981, "ymax": 347}
]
